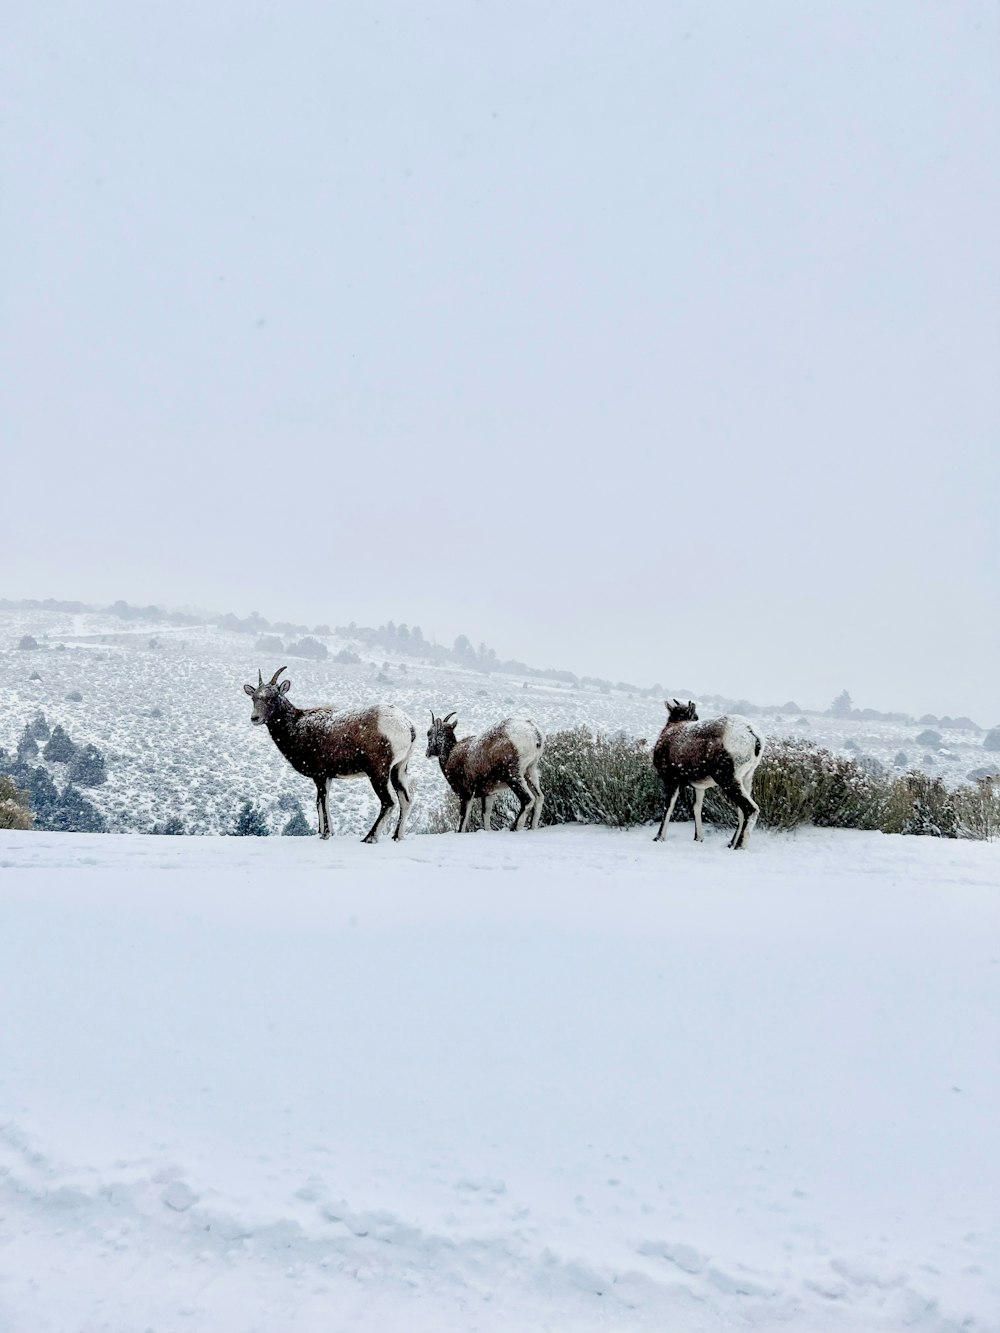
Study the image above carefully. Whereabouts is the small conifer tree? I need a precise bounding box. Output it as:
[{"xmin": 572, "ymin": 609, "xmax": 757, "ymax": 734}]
[
  {"xmin": 17, "ymin": 726, "xmax": 39, "ymax": 762},
  {"xmin": 43, "ymin": 725, "xmax": 76, "ymax": 763},
  {"xmin": 68, "ymin": 744, "xmax": 108, "ymax": 787},
  {"xmin": 232, "ymin": 800, "xmax": 269, "ymax": 836},
  {"xmin": 29, "ymin": 712, "xmax": 51, "ymax": 741},
  {"xmin": 282, "ymin": 808, "xmax": 312, "ymax": 836}
]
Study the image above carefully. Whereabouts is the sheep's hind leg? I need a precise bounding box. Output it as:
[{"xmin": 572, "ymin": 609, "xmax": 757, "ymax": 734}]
[
  {"xmin": 362, "ymin": 772, "xmax": 398, "ymax": 844},
  {"xmin": 482, "ymin": 792, "xmax": 495, "ymax": 831},
  {"xmin": 509, "ymin": 775, "xmax": 534, "ymax": 831},
  {"xmin": 719, "ymin": 777, "xmax": 758, "ymax": 849},
  {"xmin": 390, "ymin": 761, "xmax": 413, "ymax": 841},
  {"xmin": 692, "ymin": 785, "xmax": 706, "ymax": 842},
  {"xmin": 654, "ymin": 782, "xmax": 680, "ymax": 841},
  {"xmin": 524, "ymin": 763, "xmax": 544, "ymax": 829},
  {"xmin": 458, "ymin": 796, "xmax": 474, "ymax": 833}
]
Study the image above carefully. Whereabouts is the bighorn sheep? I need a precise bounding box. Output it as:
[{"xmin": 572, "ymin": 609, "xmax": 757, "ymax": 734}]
[
  {"xmin": 426, "ymin": 713, "xmax": 545, "ymax": 832},
  {"xmin": 243, "ymin": 666, "xmax": 416, "ymax": 842},
  {"xmin": 652, "ymin": 699, "xmax": 764, "ymax": 849}
]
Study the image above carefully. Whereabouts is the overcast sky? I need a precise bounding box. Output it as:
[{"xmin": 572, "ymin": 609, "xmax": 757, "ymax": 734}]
[{"xmin": 4, "ymin": 2, "xmax": 998, "ymax": 720}]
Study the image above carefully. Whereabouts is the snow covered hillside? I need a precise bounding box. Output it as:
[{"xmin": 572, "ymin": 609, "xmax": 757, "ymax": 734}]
[
  {"xmin": 1, "ymin": 825, "xmax": 998, "ymax": 1332},
  {"xmin": 1, "ymin": 608, "xmax": 995, "ymax": 836}
]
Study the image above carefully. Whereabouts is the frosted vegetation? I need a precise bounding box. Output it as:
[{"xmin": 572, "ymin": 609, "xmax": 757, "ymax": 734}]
[{"xmin": 1, "ymin": 603, "xmax": 997, "ymax": 839}]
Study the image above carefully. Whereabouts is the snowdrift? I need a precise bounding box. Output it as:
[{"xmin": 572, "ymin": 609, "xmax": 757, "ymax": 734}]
[{"xmin": 1, "ymin": 825, "xmax": 998, "ymax": 1331}]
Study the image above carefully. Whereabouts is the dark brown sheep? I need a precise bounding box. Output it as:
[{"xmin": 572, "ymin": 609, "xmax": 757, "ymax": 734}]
[{"xmin": 243, "ymin": 667, "xmax": 416, "ymax": 842}]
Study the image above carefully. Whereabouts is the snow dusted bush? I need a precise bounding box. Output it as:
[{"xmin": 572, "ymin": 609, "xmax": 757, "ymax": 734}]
[
  {"xmin": 539, "ymin": 729, "xmax": 663, "ymax": 828},
  {"xmin": 286, "ymin": 637, "xmax": 328, "ymax": 661},
  {"xmin": 915, "ymin": 729, "xmax": 942, "ymax": 748},
  {"xmin": 151, "ymin": 815, "xmax": 186, "ymax": 835},
  {"xmin": 255, "ymin": 635, "xmax": 284, "ymax": 653},
  {"xmin": 0, "ymin": 775, "xmax": 33, "ymax": 830},
  {"xmin": 532, "ymin": 734, "xmax": 999, "ymax": 841}
]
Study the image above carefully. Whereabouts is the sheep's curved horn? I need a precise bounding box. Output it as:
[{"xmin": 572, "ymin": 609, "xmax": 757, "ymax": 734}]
[
  {"xmin": 258, "ymin": 668, "xmax": 263, "ymax": 687},
  {"xmin": 270, "ymin": 665, "xmax": 288, "ymax": 685},
  {"xmin": 429, "ymin": 709, "xmax": 437, "ymax": 723},
  {"xmin": 443, "ymin": 711, "xmax": 457, "ymax": 724}
]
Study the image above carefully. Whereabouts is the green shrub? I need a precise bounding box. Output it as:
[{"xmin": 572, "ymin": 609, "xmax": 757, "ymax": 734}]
[
  {"xmin": 535, "ymin": 730, "xmax": 999, "ymax": 841},
  {"xmin": 0, "ymin": 776, "xmax": 33, "ymax": 830},
  {"xmin": 151, "ymin": 815, "xmax": 186, "ymax": 835}
]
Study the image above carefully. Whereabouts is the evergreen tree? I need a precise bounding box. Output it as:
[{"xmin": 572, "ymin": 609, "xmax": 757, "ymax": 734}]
[
  {"xmin": 68, "ymin": 743, "xmax": 108, "ymax": 787},
  {"xmin": 29, "ymin": 712, "xmax": 51, "ymax": 741},
  {"xmin": 13, "ymin": 764, "xmax": 59, "ymax": 818},
  {"xmin": 43, "ymin": 725, "xmax": 76, "ymax": 763},
  {"xmin": 282, "ymin": 808, "xmax": 313, "ymax": 836},
  {"xmin": 47, "ymin": 785, "xmax": 106, "ymax": 833},
  {"xmin": 232, "ymin": 800, "xmax": 269, "ymax": 836},
  {"xmin": 829, "ymin": 690, "xmax": 853, "ymax": 718},
  {"xmin": 16, "ymin": 726, "xmax": 39, "ymax": 762}
]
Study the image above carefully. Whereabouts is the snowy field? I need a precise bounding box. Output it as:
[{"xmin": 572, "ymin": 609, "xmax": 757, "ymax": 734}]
[
  {"xmin": 1, "ymin": 825, "xmax": 998, "ymax": 1332},
  {"xmin": 1, "ymin": 608, "xmax": 995, "ymax": 835}
]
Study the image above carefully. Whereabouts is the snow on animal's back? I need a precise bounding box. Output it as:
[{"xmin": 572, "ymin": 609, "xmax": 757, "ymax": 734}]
[
  {"xmin": 720, "ymin": 714, "xmax": 764, "ymax": 769},
  {"xmin": 376, "ymin": 703, "xmax": 417, "ymax": 759},
  {"xmin": 476, "ymin": 717, "xmax": 544, "ymax": 765},
  {"xmin": 302, "ymin": 704, "xmax": 415, "ymax": 761}
]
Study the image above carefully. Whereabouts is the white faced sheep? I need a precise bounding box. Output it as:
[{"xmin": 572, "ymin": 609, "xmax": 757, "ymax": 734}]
[
  {"xmin": 652, "ymin": 699, "xmax": 764, "ymax": 849},
  {"xmin": 243, "ymin": 666, "xmax": 416, "ymax": 842},
  {"xmin": 426, "ymin": 713, "xmax": 545, "ymax": 832}
]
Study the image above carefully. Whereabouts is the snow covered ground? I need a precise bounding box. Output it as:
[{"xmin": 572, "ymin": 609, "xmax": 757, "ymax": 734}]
[
  {"xmin": 1, "ymin": 608, "xmax": 995, "ymax": 835},
  {"xmin": 1, "ymin": 825, "xmax": 998, "ymax": 1331}
]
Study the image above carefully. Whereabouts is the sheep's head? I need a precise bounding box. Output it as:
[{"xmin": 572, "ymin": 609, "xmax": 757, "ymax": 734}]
[
  {"xmin": 426, "ymin": 711, "xmax": 457, "ymax": 758},
  {"xmin": 665, "ymin": 698, "xmax": 698, "ymax": 724},
  {"xmin": 243, "ymin": 666, "xmax": 291, "ymax": 725}
]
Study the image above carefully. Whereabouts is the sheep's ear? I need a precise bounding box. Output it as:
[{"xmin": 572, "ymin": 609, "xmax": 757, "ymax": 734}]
[
  {"xmin": 243, "ymin": 683, "xmax": 255, "ymax": 697},
  {"xmin": 279, "ymin": 678, "xmax": 292, "ymax": 695}
]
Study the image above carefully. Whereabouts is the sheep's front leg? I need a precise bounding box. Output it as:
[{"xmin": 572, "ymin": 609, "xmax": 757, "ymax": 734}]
[
  {"xmin": 315, "ymin": 779, "xmax": 331, "ymax": 839},
  {"xmin": 458, "ymin": 796, "xmax": 474, "ymax": 833},
  {"xmin": 482, "ymin": 793, "xmax": 495, "ymax": 831}
]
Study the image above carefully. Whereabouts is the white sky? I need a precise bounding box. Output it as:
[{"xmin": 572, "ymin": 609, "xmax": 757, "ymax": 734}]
[{"xmin": 4, "ymin": 2, "xmax": 998, "ymax": 720}]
